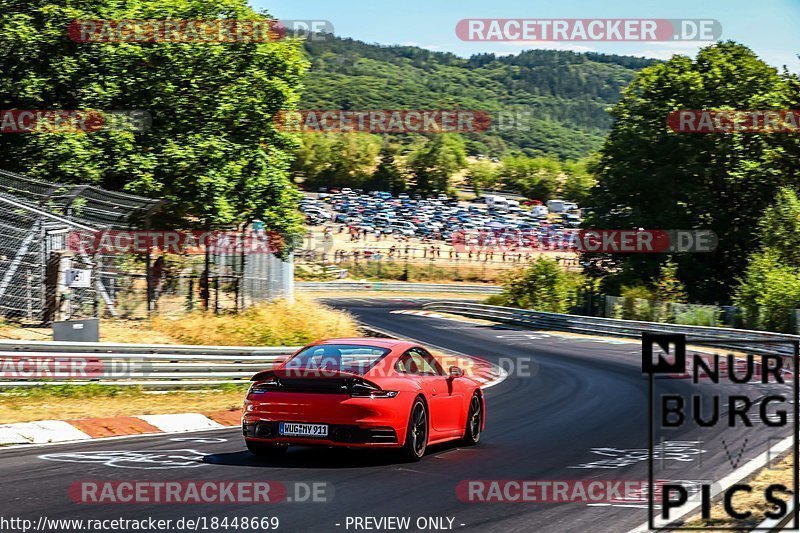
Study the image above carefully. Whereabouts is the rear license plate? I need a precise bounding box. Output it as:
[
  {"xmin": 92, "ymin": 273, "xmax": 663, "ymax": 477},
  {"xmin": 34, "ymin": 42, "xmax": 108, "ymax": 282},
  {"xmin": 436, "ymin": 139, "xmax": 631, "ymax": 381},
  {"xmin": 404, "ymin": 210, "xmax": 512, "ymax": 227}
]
[{"xmin": 279, "ymin": 422, "xmax": 328, "ymax": 437}]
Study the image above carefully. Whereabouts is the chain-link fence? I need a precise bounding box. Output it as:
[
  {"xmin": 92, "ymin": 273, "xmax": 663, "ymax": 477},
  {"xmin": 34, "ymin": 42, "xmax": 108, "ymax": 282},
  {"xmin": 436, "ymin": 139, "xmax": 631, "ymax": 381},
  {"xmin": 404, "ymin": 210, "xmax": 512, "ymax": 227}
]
[
  {"xmin": 0, "ymin": 170, "xmax": 294, "ymax": 324},
  {"xmin": 97, "ymin": 230, "xmax": 295, "ymax": 318},
  {"xmin": 0, "ymin": 194, "xmax": 103, "ymax": 323}
]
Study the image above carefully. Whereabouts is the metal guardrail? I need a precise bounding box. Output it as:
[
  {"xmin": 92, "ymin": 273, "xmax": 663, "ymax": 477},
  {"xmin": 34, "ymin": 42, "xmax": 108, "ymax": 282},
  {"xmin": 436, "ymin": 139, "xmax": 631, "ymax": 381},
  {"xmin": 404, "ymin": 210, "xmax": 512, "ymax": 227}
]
[
  {"xmin": 0, "ymin": 340, "xmax": 299, "ymax": 388},
  {"xmin": 422, "ymin": 302, "xmax": 800, "ymax": 358},
  {"xmin": 297, "ymin": 281, "xmax": 502, "ymax": 294}
]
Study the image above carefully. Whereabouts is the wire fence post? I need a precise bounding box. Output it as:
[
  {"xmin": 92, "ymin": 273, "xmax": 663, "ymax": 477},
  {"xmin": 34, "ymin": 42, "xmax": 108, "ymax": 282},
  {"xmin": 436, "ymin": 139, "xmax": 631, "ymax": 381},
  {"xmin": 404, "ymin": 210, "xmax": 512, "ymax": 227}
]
[
  {"xmin": 213, "ymin": 275, "xmax": 219, "ymax": 314},
  {"xmin": 145, "ymin": 245, "xmax": 152, "ymax": 318},
  {"xmin": 239, "ymin": 223, "xmax": 246, "ymax": 312},
  {"xmin": 202, "ymin": 244, "xmax": 210, "ymax": 311},
  {"xmin": 187, "ymin": 277, "xmax": 194, "ymax": 313}
]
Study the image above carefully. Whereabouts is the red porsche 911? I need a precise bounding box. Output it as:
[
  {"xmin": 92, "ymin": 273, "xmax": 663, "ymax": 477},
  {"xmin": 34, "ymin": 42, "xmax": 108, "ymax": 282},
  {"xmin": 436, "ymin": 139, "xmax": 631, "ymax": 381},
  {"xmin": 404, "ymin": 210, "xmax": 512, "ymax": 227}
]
[{"xmin": 242, "ymin": 338, "xmax": 485, "ymax": 461}]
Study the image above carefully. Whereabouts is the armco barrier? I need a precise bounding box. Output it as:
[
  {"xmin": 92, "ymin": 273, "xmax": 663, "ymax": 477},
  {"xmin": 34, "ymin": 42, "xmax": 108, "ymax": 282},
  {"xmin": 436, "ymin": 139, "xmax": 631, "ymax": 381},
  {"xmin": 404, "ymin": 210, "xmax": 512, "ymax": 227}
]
[
  {"xmin": 0, "ymin": 340, "xmax": 299, "ymax": 388},
  {"xmin": 422, "ymin": 301, "xmax": 800, "ymax": 360},
  {"xmin": 0, "ymin": 337, "xmax": 503, "ymax": 390},
  {"xmin": 296, "ymin": 281, "xmax": 502, "ymax": 294}
]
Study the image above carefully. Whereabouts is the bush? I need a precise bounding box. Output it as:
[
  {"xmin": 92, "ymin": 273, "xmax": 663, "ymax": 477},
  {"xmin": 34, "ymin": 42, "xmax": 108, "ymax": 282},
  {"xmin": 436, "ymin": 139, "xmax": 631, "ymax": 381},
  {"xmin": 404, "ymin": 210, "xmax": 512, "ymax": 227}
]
[
  {"xmin": 613, "ymin": 298, "xmax": 653, "ymax": 321},
  {"xmin": 484, "ymin": 294, "xmax": 506, "ymax": 306},
  {"xmin": 612, "ymin": 285, "xmax": 654, "ymax": 320},
  {"xmin": 620, "ymin": 284, "xmax": 653, "ymax": 300},
  {"xmin": 498, "ymin": 258, "xmax": 582, "ymax": 313},
  {"xmin": 673, "ymin": 306, "xmax": 720, "ymax": 327},
  {"xmin": 734, "ymin": 250, "xmax": 800, "ymax": 332}
]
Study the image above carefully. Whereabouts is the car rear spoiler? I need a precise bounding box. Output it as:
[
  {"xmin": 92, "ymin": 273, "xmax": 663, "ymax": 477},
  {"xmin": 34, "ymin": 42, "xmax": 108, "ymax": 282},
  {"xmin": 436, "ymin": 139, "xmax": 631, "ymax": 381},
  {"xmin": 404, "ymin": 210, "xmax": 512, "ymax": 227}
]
[{"xmin": 250, "ymin": 368, "xmax": 378, "ymax": 384}]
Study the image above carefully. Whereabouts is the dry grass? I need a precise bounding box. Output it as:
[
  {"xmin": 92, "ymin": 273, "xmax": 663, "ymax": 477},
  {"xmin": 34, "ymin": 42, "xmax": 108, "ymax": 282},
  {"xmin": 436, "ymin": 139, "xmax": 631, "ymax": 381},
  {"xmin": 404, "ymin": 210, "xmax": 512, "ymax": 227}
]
[
  {"xmin": 0, "ymin": 298, "xmax": 360, "ymax": 347},
  {"xmin": 97, "ymin": 320, "xmax": 180, "ymax": 344},
  {"xmin": 0, "ymin": 386, "xmax": 248, "ymax": 424},
  {"xmin": 673, "ymin": 453, "xmax": 795, "ymax": 531},
  {"xmin": 0, "ymin": 320, "xmax": 180, "ymax": 344},
  {"xmin": 150, "ymin": 296, "xmax": 360, "ymax": 346},
  {"xmin": 0, "ymin": 323, "xmax": 51, "ymax": 341}
]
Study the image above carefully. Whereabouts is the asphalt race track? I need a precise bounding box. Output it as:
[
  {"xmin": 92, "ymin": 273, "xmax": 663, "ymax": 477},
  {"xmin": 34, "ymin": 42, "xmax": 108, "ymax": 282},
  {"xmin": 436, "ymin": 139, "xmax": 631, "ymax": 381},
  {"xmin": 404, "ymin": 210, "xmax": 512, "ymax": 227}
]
[{"xmin": 0, "ymin": 298, "xmax": 793, "ymax": 533}]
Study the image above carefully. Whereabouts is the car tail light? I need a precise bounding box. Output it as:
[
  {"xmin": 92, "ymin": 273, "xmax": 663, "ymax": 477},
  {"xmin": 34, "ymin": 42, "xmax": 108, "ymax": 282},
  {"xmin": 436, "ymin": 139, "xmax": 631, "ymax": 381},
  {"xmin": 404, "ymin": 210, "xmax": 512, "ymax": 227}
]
[
  {"xmin": 350, "ymin": 389, "xmax": 399, "ymax": 398},
  {"xmin": 348, "ymin": 380, "xmax": 398, "ymax": 398},
  {"xmin": 248, "ymin": 378, "xmax": 279, "ymax": 395}
]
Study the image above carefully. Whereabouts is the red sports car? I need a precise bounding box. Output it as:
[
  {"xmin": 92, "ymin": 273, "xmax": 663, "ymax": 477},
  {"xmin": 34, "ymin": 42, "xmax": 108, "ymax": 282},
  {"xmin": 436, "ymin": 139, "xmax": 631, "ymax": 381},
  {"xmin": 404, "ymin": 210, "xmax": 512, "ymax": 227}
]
[{"xmin": 242, "ymin": 338, "xmax": 485, "ymax": 461}]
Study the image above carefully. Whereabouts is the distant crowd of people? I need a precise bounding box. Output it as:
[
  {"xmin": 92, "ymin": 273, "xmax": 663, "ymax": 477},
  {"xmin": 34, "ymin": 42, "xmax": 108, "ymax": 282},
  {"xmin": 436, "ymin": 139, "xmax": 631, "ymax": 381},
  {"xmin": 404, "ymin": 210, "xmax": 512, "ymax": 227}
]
[{"xmin": 296, "ymin": 247, "xmax": 580, "ymax": 266}]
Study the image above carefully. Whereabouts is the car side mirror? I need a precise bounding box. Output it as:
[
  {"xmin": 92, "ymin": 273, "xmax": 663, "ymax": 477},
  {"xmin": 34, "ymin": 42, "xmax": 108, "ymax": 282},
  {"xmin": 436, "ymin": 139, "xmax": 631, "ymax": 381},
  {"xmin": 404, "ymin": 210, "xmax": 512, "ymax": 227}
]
[{"xmin": 449, "ymin": 366, "xmax": 464, "ymax": 379}]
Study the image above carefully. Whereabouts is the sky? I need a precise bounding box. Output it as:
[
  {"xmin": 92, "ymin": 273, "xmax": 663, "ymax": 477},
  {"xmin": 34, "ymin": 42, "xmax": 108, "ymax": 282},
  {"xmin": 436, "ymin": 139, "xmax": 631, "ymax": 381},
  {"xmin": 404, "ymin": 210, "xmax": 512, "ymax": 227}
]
[{"xmin": 252, "ymin": 0, "xmax": 800, "ymax": 71}]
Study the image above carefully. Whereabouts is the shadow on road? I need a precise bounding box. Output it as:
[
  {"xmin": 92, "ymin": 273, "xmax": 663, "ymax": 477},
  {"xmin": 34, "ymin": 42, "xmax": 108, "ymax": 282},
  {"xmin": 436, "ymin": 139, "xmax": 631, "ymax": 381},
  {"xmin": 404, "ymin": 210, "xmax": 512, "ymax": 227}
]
[{"xmin": 203, "ymin": 443, "xmax": 461, "ymax": 469}]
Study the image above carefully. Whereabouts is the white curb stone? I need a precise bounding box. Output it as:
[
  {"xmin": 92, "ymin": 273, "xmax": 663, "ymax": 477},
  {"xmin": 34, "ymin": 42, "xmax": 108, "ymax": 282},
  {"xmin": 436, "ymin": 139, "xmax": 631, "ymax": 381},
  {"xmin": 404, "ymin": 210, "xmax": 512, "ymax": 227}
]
[
  {"xmin": 0, "ymin": 420, "xmax": 92, "ymax": 444},
  {"xmin": 137, "ymin": 413, "xmax": 224, "ymax": 433}
]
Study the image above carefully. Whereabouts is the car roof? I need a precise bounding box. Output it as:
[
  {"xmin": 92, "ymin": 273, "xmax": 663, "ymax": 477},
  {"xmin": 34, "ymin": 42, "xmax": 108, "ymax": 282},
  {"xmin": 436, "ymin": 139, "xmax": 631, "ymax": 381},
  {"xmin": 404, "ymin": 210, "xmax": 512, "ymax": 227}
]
[{"xmin": 314, "ymin": 337, "xmax": 412, "ymax": 349}]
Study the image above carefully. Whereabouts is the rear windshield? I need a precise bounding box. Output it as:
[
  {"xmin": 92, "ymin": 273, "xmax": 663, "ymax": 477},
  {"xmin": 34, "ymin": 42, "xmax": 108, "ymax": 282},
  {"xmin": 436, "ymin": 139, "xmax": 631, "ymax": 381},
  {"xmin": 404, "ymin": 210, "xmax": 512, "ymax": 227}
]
[{"xmin": 283, "ymin": 344, "xmax": 391, "ymax": 375}]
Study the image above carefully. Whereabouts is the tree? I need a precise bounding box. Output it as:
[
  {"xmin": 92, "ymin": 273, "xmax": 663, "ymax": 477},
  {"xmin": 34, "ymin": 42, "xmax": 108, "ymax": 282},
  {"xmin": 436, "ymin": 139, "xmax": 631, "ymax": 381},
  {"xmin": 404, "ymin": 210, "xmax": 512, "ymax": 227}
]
[
  {"xmin": 500, "ymin": 257, "xmax": 581, "ymax": 313},
  {"xmin": 734, "ymin": 187, "xmax": 800, "ymax": 332},
  {"xmin": 292, "ymin": 133, "xmax": 335, "ymax": 184},
  {"xmin": 652, "ymin": 259, "xmax": 688, "ymax": 322},
  {"xmin": 317, "ymin": 134, "xmax": 381, "ymax": 187},
  {"xmin": 560, "ymin": 156, "xmax": 598, "ymax": 205},
  {"xmin": 734, "ymin": 250, "xmax": 800, "ymax": 332},
  {"xmin": 653, "ymin": 260, "xmax": 688, "ymax": 303},
  {"xmin": 369, "ymin": 141, "xmax": 407, "ymax": 193},
  {"xmin": 0, "ymin": 0, "xmax": 308, "ymax": 236},
  {"xmin": 586, "ymin": 41, "xmax": 800, "ymax": 303},
  {"xmin": 464, "ymin": 161, "xmax": 499, "ymax": 195},
  {"xmin": 757, "ymin": 188, "xmax": 800, "ymax": 267},
  {"xmin": 500, "ymin": 156, "xmax": 559, "ymax": 200},
  {"xmin": 408, "ymin": 134, "xmax": 467, "ymax": 193}
]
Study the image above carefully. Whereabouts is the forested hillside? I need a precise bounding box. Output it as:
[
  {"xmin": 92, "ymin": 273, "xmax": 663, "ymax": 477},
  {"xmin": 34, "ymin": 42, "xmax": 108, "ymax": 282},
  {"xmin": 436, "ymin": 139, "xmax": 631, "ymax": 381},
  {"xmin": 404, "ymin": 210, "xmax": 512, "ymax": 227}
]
[{"xmin": 301, "ymin": 36, "xmax": 655, "ymax": 160}]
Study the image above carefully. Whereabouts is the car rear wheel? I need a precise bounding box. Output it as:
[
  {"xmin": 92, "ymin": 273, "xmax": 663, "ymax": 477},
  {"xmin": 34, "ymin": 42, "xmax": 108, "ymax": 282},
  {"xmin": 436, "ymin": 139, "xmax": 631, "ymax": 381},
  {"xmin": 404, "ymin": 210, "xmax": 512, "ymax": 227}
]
[
  {"xmin": 246, "ymin": 440, "xmax": 287, "ymax": 459},
  {"xmin": 401, "ymin": 399, "xmax": 428, "ymax": 462},
  {"xmin": 461, "ymin": 393, "xmax": 482, "ymax": 446}
]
